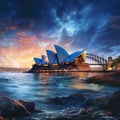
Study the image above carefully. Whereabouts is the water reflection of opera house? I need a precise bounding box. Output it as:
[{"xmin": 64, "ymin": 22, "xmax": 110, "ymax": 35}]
[{"xmin": 29, "ymin": 45, "xmax": 90, "ymax": 73}]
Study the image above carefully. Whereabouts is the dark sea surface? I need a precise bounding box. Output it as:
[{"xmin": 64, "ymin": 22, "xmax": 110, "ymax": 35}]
[{"xmin": 0, "ymin": 72, "xmax": 120, "ymax": 119}]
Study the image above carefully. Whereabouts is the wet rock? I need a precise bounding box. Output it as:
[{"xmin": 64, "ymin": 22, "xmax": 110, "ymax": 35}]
[
  {"xmin": 48, "ymin": 94, "xmax": 86, "ymax": 107},
  {"xmin": 46, "ymin": 91, "xmax": 120, "ymax": 119},
  {"xmin": 96, "ymin": 116, "xmax": 116, "ymax": 120},
  {"xmin": 18, "ymin": 100, "xmax": 35, "ymax": 113},
  {"xmin": 94, "ymin": 91, "xmax": 120, "ymax": 113},
  {"xmin": 0, "ymin": 116, "xmax": 7, "ymax": 120},
  {"xmin": 46, "ymin": 116, "xmax": 70, "ymax": 120},
  {"xmin": 93, "ymin": 110, "xmax": 116, "ymax": 120},
  {"xmin": 87, "ymin": 71, "xmax": 120, "ymax": 86},
  {"xmin": 93, "ymin": 110, "xmax": 111, "ymax": 117},
  {"xmin": 105, "ymin": 91, "xmax": 120, "ymax": 112},
  {"xmin": 0, "ymin": 116, "xmax": 16, "ymax": 120},
  {"xmin": 0, "ymin": 93, "xmax": 36, "ymax": 119}
]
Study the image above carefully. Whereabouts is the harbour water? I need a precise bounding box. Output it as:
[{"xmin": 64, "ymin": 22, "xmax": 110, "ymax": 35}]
[{"xmin": 0, "ymin": 72, "xmax": 120, "ymax": 119}]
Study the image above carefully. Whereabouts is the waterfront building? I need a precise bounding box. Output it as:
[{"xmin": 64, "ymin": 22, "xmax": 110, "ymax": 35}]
[
  {"xmin": 30, "ymin": 44, "xmax": 89, "ymax": 73},
  {"xmin": 33, "ymin": 45, "xmax": 86, "ymax": 66}
]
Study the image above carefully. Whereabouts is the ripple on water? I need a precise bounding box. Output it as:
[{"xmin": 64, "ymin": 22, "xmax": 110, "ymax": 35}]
[{"xmin": 0, "ymin": 72, "xmax": 120, "ymax": 115}]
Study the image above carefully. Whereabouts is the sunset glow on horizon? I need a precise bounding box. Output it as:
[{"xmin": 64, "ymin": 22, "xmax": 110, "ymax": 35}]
[{"xmin": 0, "ymin": 31, "xmax": 72, "ymax": 68}]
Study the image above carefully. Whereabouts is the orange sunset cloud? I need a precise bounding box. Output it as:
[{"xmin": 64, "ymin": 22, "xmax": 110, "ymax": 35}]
[{"xmin": 0, "ymin": 32, "xmax": 55, "ymax": 68}]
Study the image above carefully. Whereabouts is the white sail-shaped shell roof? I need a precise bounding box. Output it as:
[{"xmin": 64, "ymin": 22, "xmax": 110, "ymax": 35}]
[
  {"xmin": 33, "ymin": 45, "xmax": 86, "ymax": 65},
  {"xmin": 33, "ymin": 58, "xmax": 41, "ymax": 64},
  {"xmin": 63, "ymin": 51, "xmax": 84, "ymax": 63},
  {"xmin": 46, "ymin": 50, "xmax": 58, "ymax": 64},
  {"xmin": 54, "ymin": 45, "xmax": 69, "ymax": 64},
  {"xmin": 41, "ymin": 55, "xmax": 47, "ymax": 65},
  {"xmin": 69, "ymin": 51, "xmax": 84, "ymax": 62}
]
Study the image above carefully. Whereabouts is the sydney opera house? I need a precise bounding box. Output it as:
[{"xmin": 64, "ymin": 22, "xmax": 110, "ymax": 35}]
[{"xmin": 29, "ymin": 45, "xmax": 90, "ymax": 73}]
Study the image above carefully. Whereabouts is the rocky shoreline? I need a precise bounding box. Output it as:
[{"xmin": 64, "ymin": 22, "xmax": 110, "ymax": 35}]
[
  {"xmin": 0, "ymin": 93, "xmax": 39, "ymax": 120},
  {"xmin": 86, "ymin": 71, "xmax": 120, "ymax": 86},
  {"xmin": 0, "ymin": 71, "xmax": 120, "ymax": 120},
  {"xmin": 1, "ymin": 90, "xmax": 120, "ymax": 120},
  {"xmin": 44, "ymin": 90, "xmax": 120, "ymax": 120}
]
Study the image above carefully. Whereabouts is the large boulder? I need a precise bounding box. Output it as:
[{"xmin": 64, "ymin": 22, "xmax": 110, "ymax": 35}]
[
  {"xmin": 94, "ymin": 91, "xmax": 120, "ymax": 113},
  {"xmin": 0, "ymin": 116, "xmax": 7, "ymax": 120},
  {"xmin": 48, "ymin": 94, "xmax": 86, "ymax": 108},
  {"xmin": 18, "ymin": 100, "xmax": 35, "ymax": 113},
  {"xmin": 87, "ymin": 71, "xmax": 120, "ymax": 86},
  {"xmin": 0, "ymin": 93, "xmax": 36, "ymax": 119},
  {"xmin": 105, "ymin": 91, "xmax": 120, "ymax": 112}
]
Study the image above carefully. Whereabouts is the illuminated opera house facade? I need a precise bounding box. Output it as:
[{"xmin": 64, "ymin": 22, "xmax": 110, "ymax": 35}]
[{"xmin": 29, "ymin": 45, "xmax": 90, "ymax": 73}]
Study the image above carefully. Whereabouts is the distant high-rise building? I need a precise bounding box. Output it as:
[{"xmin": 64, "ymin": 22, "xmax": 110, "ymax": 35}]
[
  {"xmin": 107, "ymin": 56, "xmax": 113, "ymax": 70},
  {"xmin": 108, "ymin": 57, "xmax": 112, "ymax": 63}
]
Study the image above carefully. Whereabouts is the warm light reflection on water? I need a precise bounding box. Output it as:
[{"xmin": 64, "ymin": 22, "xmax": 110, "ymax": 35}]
[{"xmin": 31, "ymin": 72, "xmax": 116, "ymax": 92}]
